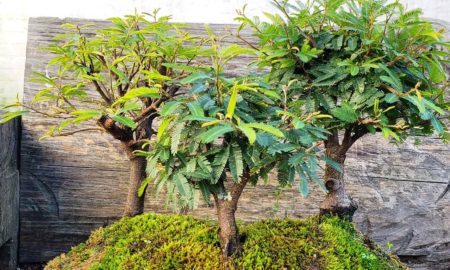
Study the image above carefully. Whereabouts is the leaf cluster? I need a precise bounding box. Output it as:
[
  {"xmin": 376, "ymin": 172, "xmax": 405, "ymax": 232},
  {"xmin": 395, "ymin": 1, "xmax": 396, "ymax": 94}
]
[
  {"xmin": 237, "ymin": 0, "xmax": 449, "ymax": 142},
  {"xmin": 142, "ymin": 35, "xmax": 331, "ymax": 208}
]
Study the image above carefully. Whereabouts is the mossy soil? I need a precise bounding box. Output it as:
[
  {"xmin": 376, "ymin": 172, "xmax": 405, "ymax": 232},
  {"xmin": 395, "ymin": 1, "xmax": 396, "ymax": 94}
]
[{"xmin": 45, "ymin": 214, "xmax": 406, "ymax": 270}]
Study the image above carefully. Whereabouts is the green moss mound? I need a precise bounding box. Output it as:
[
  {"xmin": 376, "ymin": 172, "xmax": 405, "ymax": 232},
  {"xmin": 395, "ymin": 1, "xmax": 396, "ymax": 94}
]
[{"xmin": 45, "ymin": 214, "xmax": 406, "ymax": 270}]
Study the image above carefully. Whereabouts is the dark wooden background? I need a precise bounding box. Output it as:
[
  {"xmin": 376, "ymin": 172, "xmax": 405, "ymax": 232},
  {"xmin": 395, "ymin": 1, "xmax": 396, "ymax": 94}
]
[
  {"xmin": 0, "ymin": 118, "xmax": 19, "ymax": 270},
  {"xmin": 17, "ymin": 17, "xmax": 450, "ymax": 269}
]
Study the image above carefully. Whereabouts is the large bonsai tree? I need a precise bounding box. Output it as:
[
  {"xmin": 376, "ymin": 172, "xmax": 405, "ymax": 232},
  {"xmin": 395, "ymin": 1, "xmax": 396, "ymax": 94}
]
[
  {"xmin": 0, "ymin": 12, "xmax": 205, "ymax": 216},
  {"xmin": 237, "ymin": 0, "xmax": 449, "ymax": 217},
  {"xmin": 143, "ymin": 30, "xmax": 333, "ymax": 259}
]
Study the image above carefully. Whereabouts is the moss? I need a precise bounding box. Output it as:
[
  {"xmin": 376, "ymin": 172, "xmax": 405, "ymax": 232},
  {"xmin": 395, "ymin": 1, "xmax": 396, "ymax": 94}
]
[{"xmin": 45, "ymin": 214, "xmax": 406, "ymax": 270}]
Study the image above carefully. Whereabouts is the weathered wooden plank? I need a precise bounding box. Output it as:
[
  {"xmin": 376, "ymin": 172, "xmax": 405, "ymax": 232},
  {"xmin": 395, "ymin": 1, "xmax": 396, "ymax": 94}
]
[
  {"xmin": 19, "ymin": 17, "xmax": 450, "ymax": 270},
  {"xmin": 0, "ymin": 116, "xmax": 20, "ymax": 270}
]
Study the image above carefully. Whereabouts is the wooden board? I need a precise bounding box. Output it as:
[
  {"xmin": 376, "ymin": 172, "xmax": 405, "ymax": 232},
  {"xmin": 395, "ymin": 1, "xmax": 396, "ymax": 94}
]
[
  {"xmin": 19, "ymin": 17, "xmax": 450, "ymax": 269},
  {"xmin": 0, "ymin": 117, "xmax": 20, "ymax": 270}
]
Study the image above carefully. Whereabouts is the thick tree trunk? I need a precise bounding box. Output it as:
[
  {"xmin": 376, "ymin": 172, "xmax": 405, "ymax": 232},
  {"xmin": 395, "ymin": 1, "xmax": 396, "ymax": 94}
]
[
  {"xmin": 214, "ymin": 197, "xmax": 241, "ymax": 259},
  {"xmin": 213, "ymin": 170, "xmax": 250, "ymax": 260},
  {"xmin": 319, "ymin": 143, "xmax": 358, "ymax": 219},
  {"xmin": 123, "ymin": 154, "xmax": 147, "ymax": 217}
]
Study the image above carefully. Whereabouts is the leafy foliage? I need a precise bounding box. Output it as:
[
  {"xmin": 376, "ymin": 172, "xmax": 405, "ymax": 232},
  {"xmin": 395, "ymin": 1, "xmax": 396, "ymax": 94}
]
[
  {"xmin": 1, "ymin": 11, "xmax": 205, "ymax": 142},
  {"xmin": 141, "ymin": 30, "xmax": 331, "ymax": 209},
  {"xmin": 237, "ymin": 0, "xmax": 449, "ymax": 143},
  {"xmin": 45, "ymin": 213, "xmax": 407, "ymax": 270}
]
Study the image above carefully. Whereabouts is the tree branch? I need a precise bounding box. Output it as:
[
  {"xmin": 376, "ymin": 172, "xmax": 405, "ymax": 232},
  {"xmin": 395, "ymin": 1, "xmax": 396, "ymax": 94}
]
[
  {"xmin": 54, "ymin": 127, "xmax": 104, "ymax": 137},
  {"xmin": 97, "ymin": 115, "xmax": 132, "ymax": 142}
]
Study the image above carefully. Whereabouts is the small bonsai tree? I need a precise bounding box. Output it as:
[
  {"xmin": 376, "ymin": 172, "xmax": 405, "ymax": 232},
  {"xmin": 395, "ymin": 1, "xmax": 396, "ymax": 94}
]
[
  {"xmin": 0, "ymin": 12, "xmax": 205, "ymax": 216},
  {"xmin": 143, "ymin": 29, "xmax": 334, "ymax": 259},
  {"xmin": 237, "ymin": 0, "xmax": 449, "ymax": 217}
]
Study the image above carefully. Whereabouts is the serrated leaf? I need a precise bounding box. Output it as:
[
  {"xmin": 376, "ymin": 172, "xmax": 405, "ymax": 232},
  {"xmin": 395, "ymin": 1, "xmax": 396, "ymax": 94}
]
[
  {"xmin": 174, "ymin": 173, "xmax": 190, "ymax": 197},
  {"xmin": 321, "ymin": 156, "xmax": 343, "ymax": 173},
  {"xmin": 187, "ymin": 101, "xmax": 204, "ymax": 117},
  {"xmin": 403, "ymin": 96, "xmax": 425, "ymax": 113},
  {"xmin": 331, "ymin": 103, "xmax": 358, "ymax": 123},
  {"xmin": 160, "ymin": 101, "xmax": 182, "ymax": 116},
  {"xmin": 383, "ymin": 93, "xmax": 399, "ymax": 104},
  {"xmin": 238, "ymin": 124, "xmax": 256, "ymax": 144},
  {"xmin": 229, "ymin": 144, "xmax": 244, "ymax": 182},
  {"xmin": 431, "ymin": 116, "xmax": 444, "ymax": 134},
  {"xmin": 212, "ymin": 146, "xmax": 230, "ymax": 184},
  {"xmin": 171, "ymin": 122, "xmax": 185, "ymax": 154},
  {"xmin": 268, "ymin": 143, "xmax": 296, "ymax": 155},
  {"xmin": 198, "ymin": 125, "xmax": 234, "ymax": 143},
  {"xmin": 157, "ymin": 116, "xmax": 174, "ymax": 140}
]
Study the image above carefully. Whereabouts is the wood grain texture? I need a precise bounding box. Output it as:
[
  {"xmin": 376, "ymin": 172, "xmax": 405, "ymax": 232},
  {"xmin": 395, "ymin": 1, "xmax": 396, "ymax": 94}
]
[
  {"xmin": 19, "ymin": 17, "xmax": 450, "ymax": 269},
  {"xmin": 0, "ymin": 116, "xmax": 20, "ymax": 270}
]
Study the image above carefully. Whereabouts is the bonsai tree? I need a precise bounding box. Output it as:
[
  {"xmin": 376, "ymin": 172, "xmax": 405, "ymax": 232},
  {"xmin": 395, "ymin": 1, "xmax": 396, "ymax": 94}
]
[
  {"xmin": 0, "ymin": 12, "xmax": 205, "ymax": 216},
  {"xmin": 237, "ymin": 0, "xmax": 449, "ymax": 218},
  {"xmin": 143, "ymin": 29, "xmax": 335, "ymax": 259}
]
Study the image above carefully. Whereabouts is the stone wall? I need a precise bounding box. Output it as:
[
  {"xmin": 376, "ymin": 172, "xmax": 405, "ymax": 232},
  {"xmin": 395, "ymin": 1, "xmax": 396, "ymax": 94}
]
[
  {"xmin": 17, "ymin": 17, "xmax": 450, "ymax": 270},
  {"xmin": 0, "ymin": 117, "xmax": 20, "ymax": 270}
]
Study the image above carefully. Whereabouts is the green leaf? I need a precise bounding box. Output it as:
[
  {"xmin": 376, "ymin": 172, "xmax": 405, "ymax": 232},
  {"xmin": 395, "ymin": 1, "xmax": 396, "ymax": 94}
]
[
  {"xmin": 331, "ymin": 103, "xmax": 358, "ymax": 123},
  {"xmin": 379, "ymin": 65, "xmax": 402, "ymax": 90},
  {"xmin": 321, "ymin": 156, "xmax": 343, "ymax": 173},
  {"xmin": 383, "ymin": 93, "xmax": 399, "ymax": 104},
  {"xmin": 226, "ymin": 86, "xmax": 238, "ymax": 119},
  {"xmin": 403, "ymin": 96, "xmax": 425, "ymax": 113},
  {"xmin": 0, "ymin": 110, "xmax": 29, "ymax": 124},
  {"xmin": 299, "ymin": 174, "xmax": 309, "ymax": 197},
  {"xmin": 228, "ymin": 143, "xmax": 244, "ymax": 182},
  {"xmin": 115, "ymin": 102, "xmax": 141, "ymax": 115},
  {"xmin": 212, "ymin": 146, "xmax": 230, "ymax": 184},
  {"xmin": 71, "ymin": 110, "xmax": 102, "ymax": 124},
  {"xmin": 111, "ymin": 66, "xmax": 129, "ymax": 83},
  {"xmin": 171, "ymin": 122, "xmax": 185, "ymax": 154},
  {"xmin": 422, "ymin": 98, "xmax": 444, "ymax": 114},
  {"xmin": 180, "ymin": 73, "xmax": 210, "ymax": 84},
  {"xmin": 138, "ymin": 177, "xmax": 151, "ymax": 197},
  {"xmin": 198, "ymin": 125, "xmax": 234, "ymax": 143},
  {"xmin": 157, "ymin": 116, "xmax": 174, "ymax": 140},
  {"xmin": 113, "ymin": 87, "xmax": 160, "ymax": 106},
  {"xmin": 187, "ymin": 101, "xmax": 204, "ymax": 117},
  {"xmin": 112, "ymin": 115, "xmax": 137, "ymax": 129},
  {"xmin": 431, "ymin": 116, "xmax": 444, "ymax": 134},
  {"xmin": 238, "ymin": 124, "xmax": 256, "ymax": 145},
  {"xmin": 174, "ymin": 173, "xmax": 190, "ymax": 197},
  {"xmin": 245, "ymin": 123, "xmax": 284, "ymax": 138},
  {"xmin": 160, "ymin": 101, "xmax": 182, "ymax": 116},
  {"xmin": 350, "ymin": 66, "xmax": 359, "ymax": 76}
]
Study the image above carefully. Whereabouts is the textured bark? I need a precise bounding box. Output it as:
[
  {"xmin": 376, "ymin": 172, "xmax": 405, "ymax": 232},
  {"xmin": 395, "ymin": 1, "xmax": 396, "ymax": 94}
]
[
  {"xmin": 213, "ymin": 170, "xmax": 250, "ymax": 259},
  {"xmin": 320, "ymin": 136, "xmax": 358, "ymax": 219},
  {"xmin": 123, "ymin": 152, "xmax": 147, "ymax": 217}
]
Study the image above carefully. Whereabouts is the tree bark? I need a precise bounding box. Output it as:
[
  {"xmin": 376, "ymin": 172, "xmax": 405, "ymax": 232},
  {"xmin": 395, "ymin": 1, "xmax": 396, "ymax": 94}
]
[
  {"xmin": 319, "ymin": 141, "xmax": 358, "ymax": 219},
  {"xmin": 123, "ymin": 153, "xmax": 147, "ymax": 217},
  {"xmin": 213, "ymin": 170, "xmax": 250, "ymax": 260}
]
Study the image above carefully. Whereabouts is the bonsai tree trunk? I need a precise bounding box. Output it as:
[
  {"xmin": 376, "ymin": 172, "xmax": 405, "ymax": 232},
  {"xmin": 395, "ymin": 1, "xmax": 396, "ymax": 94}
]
[
  {"xmin": 97, "ymin": 116, "xmax": 153, "ymax": 217},
  {"xmin": 123, "ymin": 153, "xmax": 148, "ymax": 217},
  {"xmin": 319, "ymin": 142, "xmax": 357, "ymax": 218},
  {"xmin": 213, "ymin": 169, "xmax": 250, "ymax": 260},
  {"xmin": 319, "ymin": 129, "xmax": 363, "ymax": 219}
]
